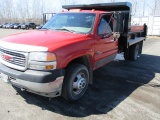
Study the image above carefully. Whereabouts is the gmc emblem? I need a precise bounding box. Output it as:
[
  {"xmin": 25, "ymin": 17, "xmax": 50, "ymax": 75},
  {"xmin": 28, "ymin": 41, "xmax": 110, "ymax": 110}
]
[{"xmin": 2, "ymin": 53, "xmax": 13, "ymax": 61}]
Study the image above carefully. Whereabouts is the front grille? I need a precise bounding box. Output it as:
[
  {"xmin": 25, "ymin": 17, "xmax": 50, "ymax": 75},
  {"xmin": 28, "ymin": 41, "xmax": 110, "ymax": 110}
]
[{"xmin": 0, "ymin": 48, "xmax": 27, "ymax": 69}]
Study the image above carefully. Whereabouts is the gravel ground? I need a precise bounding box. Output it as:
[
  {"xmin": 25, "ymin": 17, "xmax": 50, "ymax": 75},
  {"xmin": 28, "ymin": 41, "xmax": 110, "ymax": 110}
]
[{"xmin": 0, "ymin": 29, "xmax": 160, "ymax": 120}]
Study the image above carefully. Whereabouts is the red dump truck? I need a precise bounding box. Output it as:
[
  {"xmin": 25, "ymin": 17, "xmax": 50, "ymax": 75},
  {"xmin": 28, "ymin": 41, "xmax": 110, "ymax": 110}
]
[{"xmin": 0, "ymin": 2, "xmax": 147, "ymax": 101}]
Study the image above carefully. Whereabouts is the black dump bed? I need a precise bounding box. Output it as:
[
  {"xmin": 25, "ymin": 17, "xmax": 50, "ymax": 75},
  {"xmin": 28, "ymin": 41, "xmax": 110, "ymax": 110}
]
[{"xmin": 62, "ymin": 2, "xmax": 132, "ymax": 12}]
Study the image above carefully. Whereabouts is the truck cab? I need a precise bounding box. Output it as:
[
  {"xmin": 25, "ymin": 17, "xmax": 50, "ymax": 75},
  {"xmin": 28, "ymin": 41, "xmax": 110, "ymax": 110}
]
[{"xmin": 0, "ymin": 2, "xmax": 147, "ymax": 101}]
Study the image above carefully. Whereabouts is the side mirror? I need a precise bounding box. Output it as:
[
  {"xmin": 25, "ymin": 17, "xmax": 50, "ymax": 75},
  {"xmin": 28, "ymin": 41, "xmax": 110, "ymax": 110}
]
[{"xmin": 113, "ymin": 32, "xmax": 120, "ymax": 39}]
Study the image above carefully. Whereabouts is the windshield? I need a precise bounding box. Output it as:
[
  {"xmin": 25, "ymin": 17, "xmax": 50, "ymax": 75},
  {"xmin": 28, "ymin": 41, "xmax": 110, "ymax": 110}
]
[{"xmin": 42, "ymin": 13, "xmax": 96, "ymax": 34}]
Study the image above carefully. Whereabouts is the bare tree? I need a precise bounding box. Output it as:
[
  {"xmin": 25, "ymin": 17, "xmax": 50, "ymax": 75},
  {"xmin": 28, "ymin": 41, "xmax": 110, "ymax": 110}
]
[
  {"xmin": 142, "ymin": 0, "xmax": 145, "ymax": 16},
  {"xmin": 130, "ymin": 0, "xmax": 138, "ymax": 16},
  {"xmin": 152, "ymin": 0, "xmax": 160, "ymax": 16},
  {"xmin": 60, "ymin": 0, "xmax": 78, "ymax": 5},
  {"xmin": 110, "ymin": 0, "xmax": 116, "ymax": 2},
  {"xmin": 0, "ymin": 0, "xmax": 4, "ymax": 23},
  {"xmin": 144, "ymin": 0, "xmax": 160, "ymax": 16},
  {"xmin": 31, "ymin": 0, "xmax": 43, "ymax": 23},
  {"xmin": 95, "ymin": 0, "xmax": 103, "ymax": 3}
]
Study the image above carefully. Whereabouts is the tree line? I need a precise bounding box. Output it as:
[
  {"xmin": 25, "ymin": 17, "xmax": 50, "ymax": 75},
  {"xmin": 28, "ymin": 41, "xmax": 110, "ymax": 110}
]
[{"xmin": 0, "ymin": 0, "xmax": 55, "ymax": 24}]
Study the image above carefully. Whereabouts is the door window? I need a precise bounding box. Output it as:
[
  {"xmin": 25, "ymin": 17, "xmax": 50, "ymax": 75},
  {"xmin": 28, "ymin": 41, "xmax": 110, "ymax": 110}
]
[{"xmin": 98, "ymin": 15, "xmax": 112, "ymax": 35}]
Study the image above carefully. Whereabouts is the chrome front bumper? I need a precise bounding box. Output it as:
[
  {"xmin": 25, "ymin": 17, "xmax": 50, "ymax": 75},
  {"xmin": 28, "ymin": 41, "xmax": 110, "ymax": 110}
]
[
  {"xmin": 10, "ymin": 76, "xmax": 64, "ymax": 97},
  {"xmin": 0, "ymin": 63, "xmax": 65, "ymax": 97}
]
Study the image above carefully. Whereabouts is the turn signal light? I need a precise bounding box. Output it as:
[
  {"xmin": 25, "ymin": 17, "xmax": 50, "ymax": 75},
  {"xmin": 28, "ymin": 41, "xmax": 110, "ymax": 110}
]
[{"xmin": 45, "ymin": 65, "xmax": 54, "ymax": 70}]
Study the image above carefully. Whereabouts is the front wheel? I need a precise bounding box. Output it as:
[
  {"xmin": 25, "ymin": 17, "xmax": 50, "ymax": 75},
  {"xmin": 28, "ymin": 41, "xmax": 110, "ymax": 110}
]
[{"xmin": 62, "ymin": 64, "xmax": 89, "ymax": 101}]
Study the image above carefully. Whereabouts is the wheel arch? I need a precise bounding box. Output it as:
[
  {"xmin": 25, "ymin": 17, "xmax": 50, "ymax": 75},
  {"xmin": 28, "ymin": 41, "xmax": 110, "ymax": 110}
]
[{"xmin": 65, "ymin": 55, "xmax": 93, "ymax": 84}]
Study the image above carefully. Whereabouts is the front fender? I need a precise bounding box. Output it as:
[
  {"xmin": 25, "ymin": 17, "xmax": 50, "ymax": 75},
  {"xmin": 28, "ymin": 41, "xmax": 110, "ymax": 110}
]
[{"xmin": 58, "ymin": 49, "xmax": 94, "ymax": 68}]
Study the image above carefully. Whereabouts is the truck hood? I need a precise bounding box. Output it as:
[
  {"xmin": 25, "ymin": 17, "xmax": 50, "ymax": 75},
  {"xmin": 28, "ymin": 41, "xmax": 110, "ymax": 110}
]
[{"xmin": 0, "ymin": 30, "xmax": 91, "ymax": 52}]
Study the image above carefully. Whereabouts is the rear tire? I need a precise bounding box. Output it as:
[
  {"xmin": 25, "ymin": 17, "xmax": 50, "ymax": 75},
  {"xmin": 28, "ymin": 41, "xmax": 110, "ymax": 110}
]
[
  {"xmin": 130, "ymin": 33, "xmax": 135, "ymax": 39},
  {"xmin": 62, "ymin": 64, "xmax": 89, "ymax": 101},
  {"xmin": 124, "ymin": 48, "xmax": 130, "ymax": 60},
  {"xmin": 129, "ymin": 44, "xmax": 139, "ymax": 61},
  {"xmin": 138, "ymin": 41, "xmax": 143, "ymax": 54}
]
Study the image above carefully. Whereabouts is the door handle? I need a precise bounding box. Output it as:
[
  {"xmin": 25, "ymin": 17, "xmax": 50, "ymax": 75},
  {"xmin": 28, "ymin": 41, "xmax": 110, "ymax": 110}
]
[
  {"xmin": 109, "ymin": 40, "xmax": 115, "ymax": 42},
  {"xmin": 105, "ymin": 40, "xmax": 115, "ymax": 43},
  {"xmin": 96, "ymin": 51, "xmax": 103, "ymax": 54}
]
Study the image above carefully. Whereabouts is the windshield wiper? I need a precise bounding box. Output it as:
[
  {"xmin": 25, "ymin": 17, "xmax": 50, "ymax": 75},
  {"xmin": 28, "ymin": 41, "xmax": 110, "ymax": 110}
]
[
  {"xmin": 40, "ymin": 27, "xmax": 52, "ymax": 30},
  {"xmin": 54, "ymin": 28, "xmax": 76, "ymax": 33}
]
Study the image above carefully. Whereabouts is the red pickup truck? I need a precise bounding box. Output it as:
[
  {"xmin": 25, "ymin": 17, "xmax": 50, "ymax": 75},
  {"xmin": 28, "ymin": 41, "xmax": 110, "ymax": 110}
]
[{"xmin": 0, "ymin": 2, "xmax": 147, "ymax": 101}]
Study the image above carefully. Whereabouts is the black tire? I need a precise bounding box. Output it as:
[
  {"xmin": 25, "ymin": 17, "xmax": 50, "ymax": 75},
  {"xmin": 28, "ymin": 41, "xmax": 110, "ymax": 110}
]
[
  {"xmin": 138, "ymin": 41, "xmax": 143, "ymax": 54},
  {"xmin": 62, "ymin": 64, "xmax": 89, "ymax": 101},
  {"xmin": 136, "ymin": 33, "xmax": 140, "ymax": 37},
  {"xmin": 130, "ymin": 33, "xmax": 135, "ymax": 39},
  {"xmin": 124, "ymin": 48, "xmax": 130, "ymax": 60},
  {"xmin": 129, "ymin": 44, "xmax": 139, "ymax": 61},
  {"xmin": 140, "ymin": 32, "xmax": 144, "ymax": 37}
]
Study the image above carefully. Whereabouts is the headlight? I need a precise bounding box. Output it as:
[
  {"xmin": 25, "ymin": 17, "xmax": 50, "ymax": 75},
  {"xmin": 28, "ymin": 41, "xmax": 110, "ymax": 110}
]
[
  {"xmin": 28, "ymin": 52, "xmax": 57, "ymax": 70},
  {"xmin": 29, "ymin": 52, "xmax": 56, "ymax": 61}
]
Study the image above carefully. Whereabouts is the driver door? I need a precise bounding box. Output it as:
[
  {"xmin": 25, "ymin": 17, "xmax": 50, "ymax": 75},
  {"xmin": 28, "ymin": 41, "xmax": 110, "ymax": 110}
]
[{"xmin": 94, "ymin": 14, "xmax": 118, "ymax": 68}]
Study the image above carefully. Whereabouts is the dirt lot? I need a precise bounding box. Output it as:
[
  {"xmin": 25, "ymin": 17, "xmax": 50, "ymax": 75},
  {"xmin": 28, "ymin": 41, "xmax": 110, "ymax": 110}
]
[{"xmin": 0, "ymin": 29, "xmax": 160, "ymax": 120}]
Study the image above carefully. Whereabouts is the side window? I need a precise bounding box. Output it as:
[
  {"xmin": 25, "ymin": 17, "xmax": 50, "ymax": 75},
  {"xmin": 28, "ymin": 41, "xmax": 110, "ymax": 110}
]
[{"xmin": 98, "ymin": 15, "xmax": 112, "ymax": 35}]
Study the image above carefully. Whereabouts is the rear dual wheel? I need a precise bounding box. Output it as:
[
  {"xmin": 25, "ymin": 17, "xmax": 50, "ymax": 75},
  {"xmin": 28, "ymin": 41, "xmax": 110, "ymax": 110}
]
[
  {"xmin": 124, "ymin": 43, "xmax": 140, "ymax": 61},
  {"xmin": 129, "ymin": 44, "xmax": 140, "ymax": 61},
  {"xmin": 62, "ymin": 64, "xmax": 89, "ymax": 101}
]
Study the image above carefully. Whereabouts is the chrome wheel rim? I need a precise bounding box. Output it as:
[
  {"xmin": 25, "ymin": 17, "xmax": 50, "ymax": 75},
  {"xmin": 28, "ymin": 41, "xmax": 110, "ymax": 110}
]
[{"xmin": 73, "ymin": 72, "xmax": 86, "ymax": 95}]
